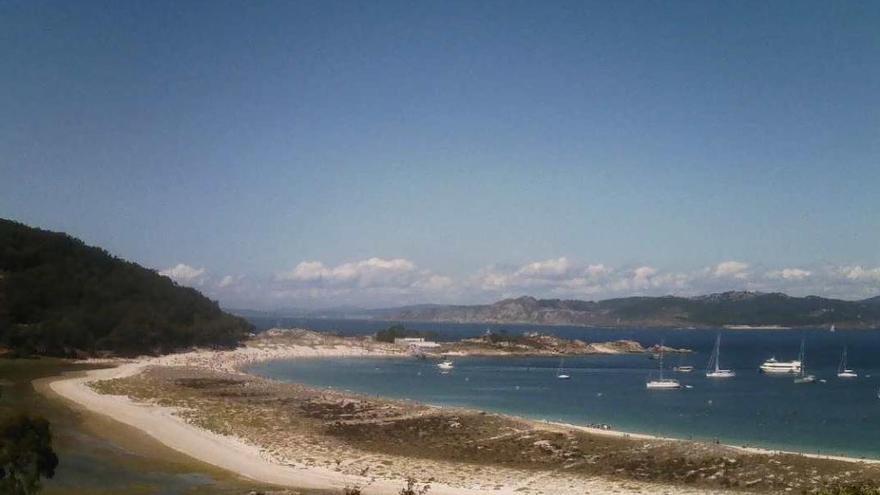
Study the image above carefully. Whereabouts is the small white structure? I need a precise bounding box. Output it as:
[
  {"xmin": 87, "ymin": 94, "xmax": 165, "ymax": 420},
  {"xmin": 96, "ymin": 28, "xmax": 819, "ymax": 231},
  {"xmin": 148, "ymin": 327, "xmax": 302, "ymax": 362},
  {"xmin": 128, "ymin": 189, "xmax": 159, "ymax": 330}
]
[{"xmin": 394, "ymin": 337, "xmax": 441, "ymax": 348}]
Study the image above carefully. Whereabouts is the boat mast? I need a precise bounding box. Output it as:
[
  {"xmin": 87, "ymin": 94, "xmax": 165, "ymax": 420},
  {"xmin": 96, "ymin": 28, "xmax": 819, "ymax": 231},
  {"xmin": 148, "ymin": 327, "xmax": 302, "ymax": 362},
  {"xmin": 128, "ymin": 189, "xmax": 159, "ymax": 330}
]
[
  {"xmin": 658, "ymin": 341, "xmax": 664, "ymax": 380},
  {"xmin": 798, "ymin": 338, "xmax": 806, "ymax": 377}
]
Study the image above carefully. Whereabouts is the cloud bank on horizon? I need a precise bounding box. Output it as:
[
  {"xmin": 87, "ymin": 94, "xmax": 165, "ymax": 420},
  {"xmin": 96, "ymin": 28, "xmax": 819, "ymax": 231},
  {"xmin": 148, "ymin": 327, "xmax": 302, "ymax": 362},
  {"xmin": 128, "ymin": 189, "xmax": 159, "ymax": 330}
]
[{"xmin": 158, "ymin": 257, "xmax": 880, "ymax": 310}]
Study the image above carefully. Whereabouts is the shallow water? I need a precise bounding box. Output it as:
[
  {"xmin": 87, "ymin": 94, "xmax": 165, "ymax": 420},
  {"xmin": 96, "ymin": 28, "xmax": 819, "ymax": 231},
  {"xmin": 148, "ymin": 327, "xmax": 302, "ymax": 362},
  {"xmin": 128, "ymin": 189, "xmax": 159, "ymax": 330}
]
[
  {"xmin": 0, "ymin": 359, "xmax": 264, "ymax": 495},
  {"xmin": 248, "ymin": 322, "xmax": 880, "ymax": 460}
]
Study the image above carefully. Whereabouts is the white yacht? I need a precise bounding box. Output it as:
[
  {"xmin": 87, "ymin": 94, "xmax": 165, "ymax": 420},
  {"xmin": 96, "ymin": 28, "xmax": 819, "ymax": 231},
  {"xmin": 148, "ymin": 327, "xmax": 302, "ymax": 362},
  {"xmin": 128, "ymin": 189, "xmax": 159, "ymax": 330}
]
[
  {"xmin": 760, "ymin": 341, "xmax": 802, "ymax": 374},
  {"xmin": 706, "ymin": 334, "xmax": 736, "ymax": 378},
  {"xmin": 437, "ymin": 360, "xmax": 454, "ymax": 370},
  {"xmin": 646, "ymin": 341, "xmax": 682, "ymax": 390},
  {"xmin": 759, "ymin": 358, "xmax": 801, "ymax": 374},
  {"xmin": 556, "ymin": 358, "xmax": 571, "ymax": 380},
  {"xmin": 793, "ymin": 339, "xmax": 816, "ymax": 384},
  {"xmin": 837, "ymin": 346, "xmax": 857, "ymax": 378}
]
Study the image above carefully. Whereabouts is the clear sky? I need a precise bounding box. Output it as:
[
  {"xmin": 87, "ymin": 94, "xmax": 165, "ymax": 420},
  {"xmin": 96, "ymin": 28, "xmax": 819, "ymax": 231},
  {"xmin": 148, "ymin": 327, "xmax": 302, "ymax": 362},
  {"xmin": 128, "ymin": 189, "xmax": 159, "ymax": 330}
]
[{"xmin": 2, "ymin": 1, "xmax": 879, "ymax": 308}]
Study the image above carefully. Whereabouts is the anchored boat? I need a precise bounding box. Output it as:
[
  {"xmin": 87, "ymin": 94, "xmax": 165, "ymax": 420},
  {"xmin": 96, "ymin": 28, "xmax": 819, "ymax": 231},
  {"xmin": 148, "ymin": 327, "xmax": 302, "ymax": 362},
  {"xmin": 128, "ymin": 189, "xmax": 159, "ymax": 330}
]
[
  {"xmin": 793, "ymin": 339, "xmax": 816, "ymax": 384},
  {"xmin": 556, "ymin": 358, "xmax": 571, "ymax": 380},
  {"xmin": 647, "ymin": 341, "xmax": 682, "ymax": 390},
  {"xmin": 837, "ymin": 346, "xmax": 858, "ymax": 378},
  {"xmin": 705, "ymin": 334, "xmax": 735, "ymax": 378},
  {"xmin": 437, "ymin": 360, "xmax": 454, "ymax": 370}
]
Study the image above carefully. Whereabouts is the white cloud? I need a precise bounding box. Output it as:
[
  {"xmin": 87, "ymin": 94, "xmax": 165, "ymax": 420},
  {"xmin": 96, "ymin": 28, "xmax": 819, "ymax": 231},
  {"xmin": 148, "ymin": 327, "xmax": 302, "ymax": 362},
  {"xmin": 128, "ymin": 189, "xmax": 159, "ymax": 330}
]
[
  {"xmin": 842, "ymin": 266, "xmax": 880, "ymax": 282},
  {"xmin": 159, "ymin": 263, "xmax": 207, "ymax": 285},
  {"xmin": 217, "ymin": 274, "xmax": 243, "ymax": 288},
  {"xmin": 713, "ymin": 261, "xmax": 750, "ymax": 279},
  {"xmin": 277, "ymin": 257, "xmax": 423, "ymax": 288},
  {"xmin": 414, "ymin": 274, "xmax": 455, "ymax": 291},
  {"xmin": 166, "ymin": 257, "xmax": 880, "ymax": 310},
  {"xmin": 767, "ymin": 268, "xmax": 812, "ymax": 280},
  {"xmin": 517, "ymin": 257, "xmax": 574, "ymax": 278}
]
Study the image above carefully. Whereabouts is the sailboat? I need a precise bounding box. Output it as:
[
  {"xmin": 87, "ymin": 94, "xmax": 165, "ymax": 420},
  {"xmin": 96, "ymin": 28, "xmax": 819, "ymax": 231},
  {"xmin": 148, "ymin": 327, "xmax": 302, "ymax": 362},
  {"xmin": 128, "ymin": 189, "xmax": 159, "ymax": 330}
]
[
  {"xmin": 705, "ymin": 334, "xmax": 735, "ymax": 378},
  {"xmin": 646, "ymin": 341, "xmax": 682, "ymax": 389},
  {"xmin": 793, "ymin": 338, "xmax": 816, "ymax": 384},
  {"xmin": 830, "ymin": 323, "xmax": 836, "ymax": 333},
  {"xmin": 556, "ymin": 358, "xmax": 571, "ymax": 380},
  {"xmin": 837, "ymin": 346, "xmax": 857, "ymax": 378}
]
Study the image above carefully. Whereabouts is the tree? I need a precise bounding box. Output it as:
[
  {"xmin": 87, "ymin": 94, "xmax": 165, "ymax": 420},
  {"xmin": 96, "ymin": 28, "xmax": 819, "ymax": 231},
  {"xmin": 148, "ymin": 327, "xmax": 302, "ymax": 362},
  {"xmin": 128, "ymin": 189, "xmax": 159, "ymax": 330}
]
[{"xmin": 0, "ymin": 414, "xmax": 58, "ymax": 495}]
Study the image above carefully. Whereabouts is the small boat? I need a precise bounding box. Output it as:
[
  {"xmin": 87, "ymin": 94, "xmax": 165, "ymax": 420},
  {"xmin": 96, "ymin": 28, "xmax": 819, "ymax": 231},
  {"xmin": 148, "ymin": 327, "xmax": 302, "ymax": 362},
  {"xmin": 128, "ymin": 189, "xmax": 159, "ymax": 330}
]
[
  {"xmin": 673, "ymin": 354, "xmax": 693, "ymax": 373},
  {"xmin": 437, "ymin": 360, "xmax": 454, "ymax": 370},
  {"xmin": 830, "ymin": 323, "xmax": 836, "ymax": 333},
  {"xmin": 646, "ymin": 340, "xmax": 682, "ymax": 390},
  {"xmin": 837, "ymin": 346, "xmax": 858, "ymax": 378},
  {"xmin": 705, "ymin": 333, "xmax": 736, "ymax": 378},
  {"xmin": 556, "ymin": 358, "xmax": 571, "ymax": 380},
  {"xmin": 793, "ymin": 338, "xmax": 816, "ymax": 384}
]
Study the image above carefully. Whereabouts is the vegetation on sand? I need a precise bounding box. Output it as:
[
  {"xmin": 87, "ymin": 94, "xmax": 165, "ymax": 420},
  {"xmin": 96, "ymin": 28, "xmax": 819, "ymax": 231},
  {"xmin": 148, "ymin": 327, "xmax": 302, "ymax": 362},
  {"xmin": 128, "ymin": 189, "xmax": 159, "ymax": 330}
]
[
  {"xmin": 374, "ymin": 324, "xmax": 438, "ymax": 343},
  {"xmin": 0, "ymin": 414, "xmax": 58, "ymax": 495}
]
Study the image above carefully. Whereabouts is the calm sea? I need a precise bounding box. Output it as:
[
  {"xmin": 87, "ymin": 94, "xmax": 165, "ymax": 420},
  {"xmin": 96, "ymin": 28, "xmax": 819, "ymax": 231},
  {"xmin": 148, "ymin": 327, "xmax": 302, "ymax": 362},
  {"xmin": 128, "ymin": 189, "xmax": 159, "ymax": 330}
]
[{"xmin": 246, "ymin": 318, "xmax": 880, "ymax": 459}]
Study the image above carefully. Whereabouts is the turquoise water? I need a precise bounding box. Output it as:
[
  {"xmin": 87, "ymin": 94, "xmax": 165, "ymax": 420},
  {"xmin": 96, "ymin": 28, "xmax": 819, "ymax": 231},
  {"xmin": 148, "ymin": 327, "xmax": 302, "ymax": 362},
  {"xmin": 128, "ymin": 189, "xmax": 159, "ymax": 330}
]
[{"xmin": 247, "ymin": 324, "xmax": 880, "ymax": 459}]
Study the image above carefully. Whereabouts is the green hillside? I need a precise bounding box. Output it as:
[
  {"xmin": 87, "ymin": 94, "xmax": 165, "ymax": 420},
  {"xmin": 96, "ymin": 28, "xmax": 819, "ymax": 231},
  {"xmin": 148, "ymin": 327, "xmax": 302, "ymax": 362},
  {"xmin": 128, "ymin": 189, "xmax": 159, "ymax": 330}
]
[{"xmin": 0, "ymin": 219, "xmax": 252, "ymax": 357}]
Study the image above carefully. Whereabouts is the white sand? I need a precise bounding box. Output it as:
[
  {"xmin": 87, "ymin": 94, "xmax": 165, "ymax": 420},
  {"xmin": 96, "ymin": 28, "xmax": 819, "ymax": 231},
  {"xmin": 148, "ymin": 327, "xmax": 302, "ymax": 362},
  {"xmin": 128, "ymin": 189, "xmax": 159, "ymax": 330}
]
[{"xmin": 47, "ymin": 333, "xmax": 873, "ymax": 494}]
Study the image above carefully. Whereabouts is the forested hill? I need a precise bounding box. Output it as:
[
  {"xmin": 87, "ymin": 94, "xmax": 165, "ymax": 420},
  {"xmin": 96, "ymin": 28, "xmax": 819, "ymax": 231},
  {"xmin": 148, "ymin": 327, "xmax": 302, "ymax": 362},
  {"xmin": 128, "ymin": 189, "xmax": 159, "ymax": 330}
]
[
  {"xmin": 0, "ymin": 219, "xmax": 252, "ymax": 357},
  {"xmin": 384, "ymin": 292, "xmax": 880, "ymax": 328}
]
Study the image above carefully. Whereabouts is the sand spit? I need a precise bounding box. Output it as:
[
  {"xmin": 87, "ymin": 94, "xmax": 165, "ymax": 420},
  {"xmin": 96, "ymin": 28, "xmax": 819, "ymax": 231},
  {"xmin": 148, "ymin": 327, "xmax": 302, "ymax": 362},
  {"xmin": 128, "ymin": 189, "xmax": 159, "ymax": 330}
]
[{"xmin": 47, "ymin": 329, "xmax": 880, "ymax": 494}]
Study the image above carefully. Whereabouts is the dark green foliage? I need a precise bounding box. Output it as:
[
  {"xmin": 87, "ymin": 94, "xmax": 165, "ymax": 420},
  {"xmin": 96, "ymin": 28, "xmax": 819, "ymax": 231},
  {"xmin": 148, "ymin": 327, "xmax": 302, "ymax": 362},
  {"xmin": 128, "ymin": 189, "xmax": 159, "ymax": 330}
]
[
  {"xmin": 374, "ymin": 324, "xmax": 439, "ymax": 343},
  {"xmin": 0, "ymin": 218, "xmax": 252, "ymax": 357},
  {"xmin": 0, "ymin": 414, "xmax": 58, "ymax": 495}
]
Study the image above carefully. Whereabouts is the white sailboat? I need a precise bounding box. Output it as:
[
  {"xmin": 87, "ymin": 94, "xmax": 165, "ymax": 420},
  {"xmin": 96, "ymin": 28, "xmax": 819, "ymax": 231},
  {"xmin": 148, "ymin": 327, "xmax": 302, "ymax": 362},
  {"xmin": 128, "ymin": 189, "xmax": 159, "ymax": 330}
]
[
  {"xmin": 793, "ymin": 338, "xmax": 816, "ymax": 384},
  {"xmin": 556, "ymin": 358, "xmax": 571, "ymax": 380},
  {"xmin": 829, "ymin": 323, "xmax": 836, "ymax": 332},
  {"xmin": 646, "ymin": 341, "xmax": 682, "ymax": 390},
  {"xmin": 837, "ymin": 346, "xmax": 857, "ymax": 378},
  {"xmin": 705, "ymin": 334, "xmax": 735, "ymax": 378}
]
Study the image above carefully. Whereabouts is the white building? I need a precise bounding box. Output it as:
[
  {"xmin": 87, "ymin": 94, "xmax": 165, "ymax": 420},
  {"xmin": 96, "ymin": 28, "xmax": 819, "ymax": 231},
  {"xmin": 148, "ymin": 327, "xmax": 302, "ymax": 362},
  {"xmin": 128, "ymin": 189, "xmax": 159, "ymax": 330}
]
[{"xmin": 394, "ymin": 337, "xmax": 441, "ymax": 348}]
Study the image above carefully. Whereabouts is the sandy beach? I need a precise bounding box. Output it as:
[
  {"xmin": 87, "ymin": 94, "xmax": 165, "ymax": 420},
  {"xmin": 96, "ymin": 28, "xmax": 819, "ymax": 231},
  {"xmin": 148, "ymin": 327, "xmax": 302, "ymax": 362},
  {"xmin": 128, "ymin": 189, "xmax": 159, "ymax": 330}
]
[{"xmin": 46, "ymin": 329, "xmax": 880, "ymax": 494}]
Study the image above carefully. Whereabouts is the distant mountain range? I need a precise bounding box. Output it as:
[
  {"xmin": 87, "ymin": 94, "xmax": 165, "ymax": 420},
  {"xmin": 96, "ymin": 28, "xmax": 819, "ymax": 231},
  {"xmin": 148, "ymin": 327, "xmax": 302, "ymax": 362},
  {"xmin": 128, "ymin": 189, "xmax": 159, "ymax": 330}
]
[{"xmin": 235, "ymin": 292, "xmax": 880, "ymax": 328}]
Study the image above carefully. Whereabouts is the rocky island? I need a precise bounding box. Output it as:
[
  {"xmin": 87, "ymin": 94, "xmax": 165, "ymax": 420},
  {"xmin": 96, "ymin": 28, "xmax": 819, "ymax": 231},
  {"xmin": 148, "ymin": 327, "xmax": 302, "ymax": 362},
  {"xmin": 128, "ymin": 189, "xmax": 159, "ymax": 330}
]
[{"xmin": 422, "ymin": 331, "xmax": 689, "ymax": 357}]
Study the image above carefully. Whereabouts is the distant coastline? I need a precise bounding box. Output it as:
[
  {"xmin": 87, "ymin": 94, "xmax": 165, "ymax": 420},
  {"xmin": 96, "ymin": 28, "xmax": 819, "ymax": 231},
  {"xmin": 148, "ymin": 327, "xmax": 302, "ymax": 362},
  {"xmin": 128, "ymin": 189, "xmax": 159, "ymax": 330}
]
[{"xmin": 233, "ymin": 291, "xmax": 880, "ymax": 330}]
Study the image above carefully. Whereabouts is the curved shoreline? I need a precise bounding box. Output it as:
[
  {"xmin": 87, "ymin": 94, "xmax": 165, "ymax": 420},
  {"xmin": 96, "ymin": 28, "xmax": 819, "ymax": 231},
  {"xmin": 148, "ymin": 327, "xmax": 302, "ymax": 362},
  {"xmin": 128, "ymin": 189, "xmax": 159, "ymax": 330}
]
[
  {"xmin": 247, "ymin": 356, "xmax": 880, "ymax": 466},
  {"xmin": 43, "ymin": 332, "xmax": 880, "ymax": 495}
]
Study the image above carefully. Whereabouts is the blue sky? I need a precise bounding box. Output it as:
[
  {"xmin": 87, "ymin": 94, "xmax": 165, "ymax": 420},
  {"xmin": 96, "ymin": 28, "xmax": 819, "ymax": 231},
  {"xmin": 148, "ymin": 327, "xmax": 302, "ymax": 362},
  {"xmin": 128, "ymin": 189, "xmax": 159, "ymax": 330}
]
[{"xmin": 2, "ymin": 1, "xmax": 879, "ymax": 308}]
